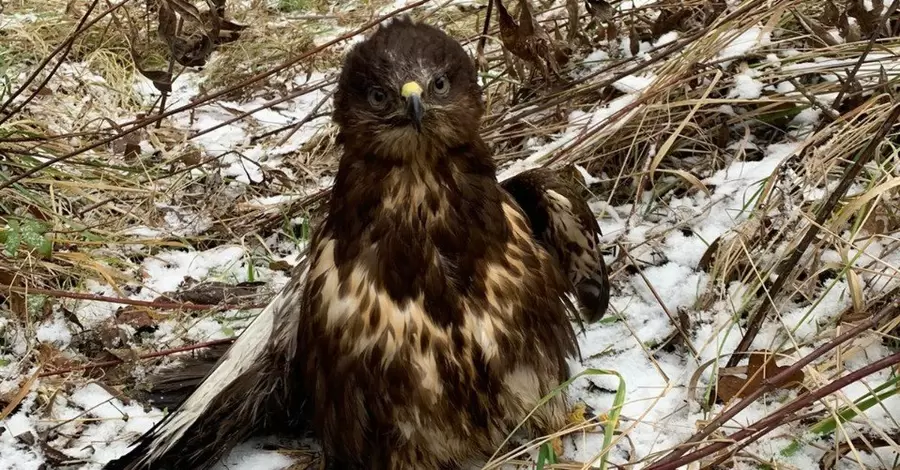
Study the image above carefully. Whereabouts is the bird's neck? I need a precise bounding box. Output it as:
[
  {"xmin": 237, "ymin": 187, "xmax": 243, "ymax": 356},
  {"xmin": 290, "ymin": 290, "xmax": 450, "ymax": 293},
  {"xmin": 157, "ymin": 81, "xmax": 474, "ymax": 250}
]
[{"xmin": 325, "ymin": 140, "xmax": 502, "ymax": 243}]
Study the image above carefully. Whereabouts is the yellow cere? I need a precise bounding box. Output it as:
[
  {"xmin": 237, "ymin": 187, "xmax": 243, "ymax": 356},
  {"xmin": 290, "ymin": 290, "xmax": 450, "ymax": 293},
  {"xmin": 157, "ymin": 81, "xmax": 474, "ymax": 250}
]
[{"xmin": 401, "ymin": 81, "xmax": 423, "ymax": 98}]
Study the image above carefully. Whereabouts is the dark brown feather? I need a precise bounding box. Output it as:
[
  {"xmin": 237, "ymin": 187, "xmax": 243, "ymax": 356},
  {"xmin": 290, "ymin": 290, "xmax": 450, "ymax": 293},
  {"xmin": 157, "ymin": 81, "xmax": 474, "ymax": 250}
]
[
  {"xmin": 139, "ymin": 344, "xmax": 229, "ymax": 410},
  {"xmin": 501, "ymin": 166, "xmax": 611, "ymax": 323}
]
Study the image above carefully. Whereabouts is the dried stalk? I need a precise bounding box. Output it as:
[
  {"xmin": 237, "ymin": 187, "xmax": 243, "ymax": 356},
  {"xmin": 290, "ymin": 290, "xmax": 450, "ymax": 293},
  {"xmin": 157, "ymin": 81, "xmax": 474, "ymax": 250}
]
[
  {"xmin": 648, "ymin": 296, "xmax": 900, "ymax": 468},
  {"xmin": 0, "ymin": 0, "xmax": 429, "ymax": 192},
  {"xmin": 726, "ymin": 103, "xmax": 900, "ymax": 369},
  {"xmin": 39, "ymin": 338, "xmax": 236, "ymax": 378},
  {"xmin": 651, "ymin": 348, "xmax": 900, "ymax": 470},
  {"xmin": 0, "ymin": 284, "xmax": 267, "ymax": 311}
]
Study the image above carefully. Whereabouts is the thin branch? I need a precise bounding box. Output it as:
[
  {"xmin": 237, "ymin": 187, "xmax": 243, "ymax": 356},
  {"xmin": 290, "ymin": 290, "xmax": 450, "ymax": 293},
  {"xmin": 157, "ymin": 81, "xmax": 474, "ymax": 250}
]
[
  {"xmin": 649, "ymin": 349, "xmax": 900, "ymax": 470},
  {"xmin": 0, "ymin": 284, "xmax": 267, "ymax": 311},
  {"xmin": 0, "ymin": 0, "xmax": 429, "ymax": 193},
  {"xmin": 476, "ymin": 0, "xmax": 494, "ymax": 70},
  {"xmin": 39, "ymin": 338, "xmax": 236, "ymax": 377},
  {"xmin": 726, "ymin": 103, "xmax": 900, "ymax": 368},
  {"xmin": 648, "ymin": 296, "xmax": 900, "ymax": 468}
]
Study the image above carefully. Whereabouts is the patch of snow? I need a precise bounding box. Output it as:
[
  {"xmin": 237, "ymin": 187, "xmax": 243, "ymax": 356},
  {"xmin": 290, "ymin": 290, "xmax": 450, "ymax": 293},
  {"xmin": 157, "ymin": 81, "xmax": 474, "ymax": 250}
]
[
  {"xmin": 66, "ymin": 383, "xmax": 161, "ymax": 466},
  {"xmin": 212, "ymin": 439, "xmax": 298, "ymax": 470},
  {"xmin": 72, "ymin": 280, "xmax": 122, "ymax": 328},
  {"xmin": 717, "ymin": 26, "xmax": 771, "ymax": 62},
  {"xmin": 35, "ymin": 313, "xmax": 73, "ymax": 348},
  {"xmin": 613, "ymin": 73, "xmax": 656, "ymax": 93},
  {"xmin": 0, "ymin": 407, "xmax": 43, "ymax": 470},
  {"xmin": 582, "ymin": 49, "xmax": 610, "ymax": 70},
  {"xmin": 654, "ymin": 31, "xmax": 680, "ymax": 48},
  {"xmin": 499, "ymin": 93, "xmax": 641, "ymax": 180},
  {"xmin": 139, "ymin": 245, "xmax": 247, "ymax": 298},
  {"xmin": 728, "ymin": 71, "xmax": 764, "ymax": 99}
]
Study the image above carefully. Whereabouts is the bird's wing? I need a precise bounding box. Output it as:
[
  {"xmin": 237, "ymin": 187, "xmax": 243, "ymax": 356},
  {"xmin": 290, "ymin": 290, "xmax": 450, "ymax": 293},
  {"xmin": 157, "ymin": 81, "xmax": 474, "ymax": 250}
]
[
  {"xmin": 103, "ymin": 254, "xmax": 310, "ymax": 470},
  {"xmin": 140, "ymin": 343, "xmax": 231, "ymax": 411},
  {"xmin": 501, "ymin": 167, "xmax": 610, "ymax": 323}
]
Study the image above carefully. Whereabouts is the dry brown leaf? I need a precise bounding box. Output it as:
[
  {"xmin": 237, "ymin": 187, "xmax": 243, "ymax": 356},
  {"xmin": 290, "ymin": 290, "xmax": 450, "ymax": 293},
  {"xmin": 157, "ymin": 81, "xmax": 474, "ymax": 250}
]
[
  {"xmin": 585, "ymin": 0, "xmax": 613, "ymax": 22},
  {"xmin": 495, "ymin": 0, "xmax": 570, "ymax": 82},
  {"xmin": 117, "ymin": 306, "xmax": 157, "ymax": 330},
  {"xmin": 839, "ymin": 12, "xmax": 863, "ymax": 42},
  {"xmin": 629, "ymin": 23, "xmax": 639, "ymax": 56},
  {"xmin": 605, "ymin": 22, "xmax": 617, "ymax": 42},
  {"xmin": 716, "ymin": 351, "xmax": 805, "ymax": 402},
  {"xmin": 652, "ymin": 8, "xmax": 690, "ymax": 36},
  {"xmin": 566, "ymin": 0, "xmax": 581, "ymax": 44},
  {"xmin": 792, "ymin": 9, "xmax": 841, "ymax": 46},
  {"xmin": 0, "ymin": 267, "xmax": 27, "ymax": 318},
  {"xmin": 822, "ymin": 0, "xmax": 841, "ymax": 26}
]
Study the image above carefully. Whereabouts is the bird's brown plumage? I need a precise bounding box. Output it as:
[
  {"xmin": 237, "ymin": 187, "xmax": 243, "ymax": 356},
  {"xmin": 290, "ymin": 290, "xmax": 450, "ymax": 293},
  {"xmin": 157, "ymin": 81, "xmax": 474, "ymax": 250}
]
[
  {"xmin": 105, "ymin": 16, "xmax": 609, "ymax": 470},
  {"xmin": 303, "ymin": 18, "xmax": 578, "ymax": 468}
]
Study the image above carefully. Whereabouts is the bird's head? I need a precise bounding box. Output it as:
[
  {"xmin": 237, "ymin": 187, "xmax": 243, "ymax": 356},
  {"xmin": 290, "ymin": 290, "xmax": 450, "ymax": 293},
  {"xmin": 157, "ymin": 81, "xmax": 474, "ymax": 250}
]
[{"xmin": 333, "ymin": 16, "xmax": 484, "ymax": 160}]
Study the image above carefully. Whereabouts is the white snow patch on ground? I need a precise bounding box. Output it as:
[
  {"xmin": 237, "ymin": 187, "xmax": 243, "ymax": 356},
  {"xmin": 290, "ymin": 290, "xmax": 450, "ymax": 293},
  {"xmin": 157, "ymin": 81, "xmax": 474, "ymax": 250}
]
[
  {"xmin": 563, "ymin": 140, "xmax": 812, "ymax": 466},
  {"xmin": 728, "ymin": 70, "xmax": 764, "ymax": 99},
  {"xmin": 717, "ymin": 26, "xmax": 771, "ymax": 62},
  {"xmin": 35, "ymin": 313, "xmax": 73, "ymax": 347}
]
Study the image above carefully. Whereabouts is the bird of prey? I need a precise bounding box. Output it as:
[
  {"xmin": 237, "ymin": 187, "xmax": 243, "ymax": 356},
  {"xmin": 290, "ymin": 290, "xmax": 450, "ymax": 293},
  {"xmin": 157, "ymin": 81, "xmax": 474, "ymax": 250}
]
[{"xmin": 105, "ymin": 16, "xmax": 609, "ymax": 470}]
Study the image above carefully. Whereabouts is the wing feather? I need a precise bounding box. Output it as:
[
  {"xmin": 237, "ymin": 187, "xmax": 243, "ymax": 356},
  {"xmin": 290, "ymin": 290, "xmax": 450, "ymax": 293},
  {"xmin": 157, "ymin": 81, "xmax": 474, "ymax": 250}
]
[
  {"xmin": 501, "ymin": 167, "xmax": 610, "ymax": 323},
  {"xmin": 103, "ymin": 255, "xmax": 310, "ymax": 470}
]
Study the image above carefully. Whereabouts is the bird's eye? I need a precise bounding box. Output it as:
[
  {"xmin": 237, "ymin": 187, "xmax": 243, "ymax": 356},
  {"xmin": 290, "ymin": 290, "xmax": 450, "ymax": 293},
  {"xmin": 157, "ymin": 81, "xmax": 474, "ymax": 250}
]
[
  {"xmin": 368, "ymin": 88, "xmax": 387, "ymax": 109},
  {"xmin": 431, "ymin": 75, "xmax": 450, "ymax": 96}
]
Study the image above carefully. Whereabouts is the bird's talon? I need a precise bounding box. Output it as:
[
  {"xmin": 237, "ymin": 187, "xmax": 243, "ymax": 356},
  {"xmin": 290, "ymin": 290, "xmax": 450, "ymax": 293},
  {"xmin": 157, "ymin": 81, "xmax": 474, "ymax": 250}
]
[
  {"xmin": 567, "ymin": 401, "xmax": 600, "ymax": 432},
  {"xmin": 551, "ymin": 436, "xmax": 564, "ymax": 457}
]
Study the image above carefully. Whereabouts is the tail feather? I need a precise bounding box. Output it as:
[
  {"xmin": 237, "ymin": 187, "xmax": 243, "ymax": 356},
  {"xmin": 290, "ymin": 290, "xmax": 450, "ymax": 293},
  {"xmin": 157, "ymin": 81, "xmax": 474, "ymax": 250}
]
[
  {"xmin": 104, "ymin": 256, "xmax": 310, "ymax": 470},
  {"xmin": 142, "ymin": 344, "xmax": 230, "ymax": 410},
  {"xmin": 501, "ymin": 167, "xmax": 610, "ymax": 323}
]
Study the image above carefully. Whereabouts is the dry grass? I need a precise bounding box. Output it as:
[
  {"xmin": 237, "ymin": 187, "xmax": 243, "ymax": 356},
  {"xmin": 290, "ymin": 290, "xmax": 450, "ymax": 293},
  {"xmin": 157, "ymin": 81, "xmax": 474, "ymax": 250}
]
[{"xmin": 3, "ymin": 0, "xmax": 900, "ymax": 468}]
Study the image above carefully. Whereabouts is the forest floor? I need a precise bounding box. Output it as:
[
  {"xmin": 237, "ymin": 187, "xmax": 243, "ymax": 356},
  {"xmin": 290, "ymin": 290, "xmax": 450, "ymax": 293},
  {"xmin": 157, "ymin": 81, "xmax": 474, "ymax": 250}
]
[{"xmin": 3, "ymin": 0, "xmax": 900, "ymax": 469}]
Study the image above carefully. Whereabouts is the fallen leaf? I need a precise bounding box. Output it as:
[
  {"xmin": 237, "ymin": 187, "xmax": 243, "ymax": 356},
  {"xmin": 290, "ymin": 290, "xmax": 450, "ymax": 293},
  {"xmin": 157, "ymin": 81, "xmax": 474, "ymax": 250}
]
[
  {"xmin": 585, "ymin": 0, "xmax": 613, "ymax": 22},
  {"xmin": 495, "ymin": 0, "xmax": 570, "ymax": 82},
  {"xmin": 716, "ymin": 351, "xmax": 806, "ymax": 402},
  {"xmin": 117, "ymin": 306, "xmax": 157, "ymax": 330}
]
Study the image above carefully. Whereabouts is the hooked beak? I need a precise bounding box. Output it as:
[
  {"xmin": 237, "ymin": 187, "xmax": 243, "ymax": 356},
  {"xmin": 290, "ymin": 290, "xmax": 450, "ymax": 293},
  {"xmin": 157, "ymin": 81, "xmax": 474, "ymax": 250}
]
[{"xmin": 401, "ymin": 81, "xmax": 425, "ymax": 132}]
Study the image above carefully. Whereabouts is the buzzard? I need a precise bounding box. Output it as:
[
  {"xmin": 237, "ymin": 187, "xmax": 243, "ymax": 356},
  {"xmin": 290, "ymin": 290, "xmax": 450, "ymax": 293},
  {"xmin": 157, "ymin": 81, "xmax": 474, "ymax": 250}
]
[{"xmin": 105, "ymin": 16, "xmax": 609, "ymax": 470}]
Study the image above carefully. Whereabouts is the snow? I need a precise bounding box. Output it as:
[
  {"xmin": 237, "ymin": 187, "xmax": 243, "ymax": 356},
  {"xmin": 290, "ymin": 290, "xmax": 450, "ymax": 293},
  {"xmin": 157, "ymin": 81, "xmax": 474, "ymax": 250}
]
[
  {"xmin": 139, "ymin": 245, "xmax": 248, "ymax": 298},
  {"xmin": 717, "ymin": 26, "xmax": 771, "ymax": 62},
  {"xmin": 4, "ymin": 2, "xmax": 900, "ymax": 470},
  {"xmin": 728, "ymin": 70, "xmax": 764, "ymax": 99},
  {"xmin": 35, "ymin": 313, "xmax": 73, "ymax": 347}
]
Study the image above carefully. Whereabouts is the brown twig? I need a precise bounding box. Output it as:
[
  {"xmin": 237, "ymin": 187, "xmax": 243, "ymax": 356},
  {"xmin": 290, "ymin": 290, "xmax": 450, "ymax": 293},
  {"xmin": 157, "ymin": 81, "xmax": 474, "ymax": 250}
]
[
  {"xmin": 251, "ymin": 91, "xmax": 332, "ymax": 144},
  {"xmin": 39, "ymin": 338, "xmax": 236, "ymax": 377},
  {"xmin": 194, "ymin": 77, "xmax": 336, "ymax": 143},
  {"xmin": 726, "ymin": 103, "xmax": 900, "ymax": 369},
  {"xmin": 0, "ymin": 284, "xmax": 267, "ymax": 311},
  {"xmin": 816, "ymin": 0, "xmax": 900, "ymax": 132},
  {"xmin": 649, "ymin": 348, "xmax": 900, "ymax": 470},
  {"xmin": 0, "ymin": 0, "xmax": 103, "ymax": 126},
  {"xmin": 273, "ymin": 92, "xmax": 333, "ymax": 148},
  {"xmin": 476, "ymin": 0, "xmax": 494, "ymax": 70},
  {"xmin": 0, "ymin": 0, "xmax": 429, "ymax": 193},
  {"xmin": 619, "ymin": 243, "xmax": 699, "ymax": 358},
  {"xmin": 648, "ymin": 295, "xmax": 900, "ymax": 468}
]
